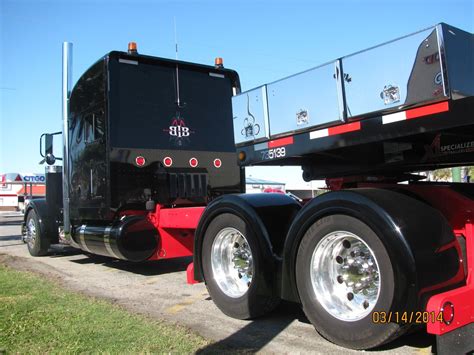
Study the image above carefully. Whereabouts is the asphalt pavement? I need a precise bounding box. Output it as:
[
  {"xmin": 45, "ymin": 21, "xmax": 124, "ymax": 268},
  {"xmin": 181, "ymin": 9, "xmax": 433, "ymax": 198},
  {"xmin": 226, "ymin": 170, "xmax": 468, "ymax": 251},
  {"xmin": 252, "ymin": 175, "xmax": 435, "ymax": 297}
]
[{"xmin": 0, "ymin": 212, "xmax": 434, "ymax": 354}]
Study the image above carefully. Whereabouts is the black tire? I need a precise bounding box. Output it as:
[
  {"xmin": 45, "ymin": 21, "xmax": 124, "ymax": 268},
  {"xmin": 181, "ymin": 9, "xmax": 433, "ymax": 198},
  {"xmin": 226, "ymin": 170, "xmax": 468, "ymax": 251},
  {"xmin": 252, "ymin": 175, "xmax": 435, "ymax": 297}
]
[
  {"xmin": 296, "ymin": 214, "xmax": 405, "ymax": 350},
  {"xmin": 26, "ymin": 210, "xmax": 50, "ymax": 256},
  {"xmin": 202, "ymin": 213, "xmax": 279, "ymax": 319}
]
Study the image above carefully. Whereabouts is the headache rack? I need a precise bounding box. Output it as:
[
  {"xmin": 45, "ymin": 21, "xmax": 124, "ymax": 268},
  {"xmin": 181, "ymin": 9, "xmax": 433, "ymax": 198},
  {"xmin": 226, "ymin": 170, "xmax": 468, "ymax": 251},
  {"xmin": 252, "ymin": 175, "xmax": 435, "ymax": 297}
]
[{"xmin": 232, "ymin": 23, "xmax": 474, "ymax": 179}]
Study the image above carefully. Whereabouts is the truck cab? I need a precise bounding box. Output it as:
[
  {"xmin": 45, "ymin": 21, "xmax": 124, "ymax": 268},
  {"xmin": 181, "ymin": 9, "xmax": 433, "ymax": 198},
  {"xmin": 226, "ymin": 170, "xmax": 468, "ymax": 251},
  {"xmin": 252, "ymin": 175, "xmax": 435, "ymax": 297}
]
[
  {"xmin": 68, "ymin": 49, "xmax": 242, "ymax": 222},
  {"xmin": 23, "ymin": 45, "xmax": 243, "ymax": 263}
]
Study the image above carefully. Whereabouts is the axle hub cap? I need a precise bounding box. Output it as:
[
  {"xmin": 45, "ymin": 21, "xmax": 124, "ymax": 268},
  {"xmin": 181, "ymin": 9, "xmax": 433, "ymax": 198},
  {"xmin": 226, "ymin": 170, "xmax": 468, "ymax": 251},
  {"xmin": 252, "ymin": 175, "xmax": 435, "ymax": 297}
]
[
  {"xmin": 310, "ymin": 231, "xmax": 381, "ymax": 321},
  {"xmin": 211, "ymin": 227, "xmax": 253, "ymax": 298},
  {"xmin": 26, "ymin": 218, "xmax": 37, "ymax": 247}
]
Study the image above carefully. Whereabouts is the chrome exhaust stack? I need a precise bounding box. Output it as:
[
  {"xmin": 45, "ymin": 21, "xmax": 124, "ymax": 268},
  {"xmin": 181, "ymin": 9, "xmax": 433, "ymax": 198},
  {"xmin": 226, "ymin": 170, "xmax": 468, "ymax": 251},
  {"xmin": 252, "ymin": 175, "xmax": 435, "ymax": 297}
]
[{"xmin": 62, "ymin": 42, "xmax": 72, "ymax": 235}]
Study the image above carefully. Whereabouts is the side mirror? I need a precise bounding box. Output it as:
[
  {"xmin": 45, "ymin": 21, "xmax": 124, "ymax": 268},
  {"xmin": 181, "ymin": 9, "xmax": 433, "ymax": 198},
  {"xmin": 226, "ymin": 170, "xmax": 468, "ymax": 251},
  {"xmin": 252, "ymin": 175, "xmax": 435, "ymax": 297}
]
[{"xmin": 39, "ymin": 131, "xmax": 62, "ymax": 165}]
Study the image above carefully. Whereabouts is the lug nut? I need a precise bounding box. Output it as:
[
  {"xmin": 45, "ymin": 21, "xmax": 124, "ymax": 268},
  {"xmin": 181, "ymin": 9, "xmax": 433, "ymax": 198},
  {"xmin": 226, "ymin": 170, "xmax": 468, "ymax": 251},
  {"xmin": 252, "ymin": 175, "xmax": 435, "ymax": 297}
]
[
  {"xmin": 336, "ymin": 256, "xmax": 344, "ymax": 264},
  {"xmin": 347, "ymin": 292, "xmax": 354, "ymax": 301},
  {"xmin": 343, "ymin": 240, "xmax": 351, "ymax": 249},
  {"xmin": 363, "ymin": 301, "xmax": 369, "ymax": 309},
  {"xmin": 337, "ymin": 275, "xmax": 344, "ymax": 284}
]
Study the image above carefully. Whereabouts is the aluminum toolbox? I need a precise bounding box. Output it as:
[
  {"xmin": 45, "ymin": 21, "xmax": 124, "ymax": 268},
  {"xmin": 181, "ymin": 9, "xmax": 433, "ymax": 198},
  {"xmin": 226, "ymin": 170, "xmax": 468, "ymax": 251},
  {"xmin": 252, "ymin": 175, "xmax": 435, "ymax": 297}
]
[{"xmin": 232, "ymin": 23, "xmax": 474, "ymax": 146}]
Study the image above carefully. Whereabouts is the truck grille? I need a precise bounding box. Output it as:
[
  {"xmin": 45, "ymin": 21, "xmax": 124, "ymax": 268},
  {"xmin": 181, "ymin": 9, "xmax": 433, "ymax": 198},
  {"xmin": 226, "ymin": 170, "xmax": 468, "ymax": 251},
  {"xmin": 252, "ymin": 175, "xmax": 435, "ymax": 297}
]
[{"xmin": 168, "ymin": 172, "xmax": 208, "ymax": 199}]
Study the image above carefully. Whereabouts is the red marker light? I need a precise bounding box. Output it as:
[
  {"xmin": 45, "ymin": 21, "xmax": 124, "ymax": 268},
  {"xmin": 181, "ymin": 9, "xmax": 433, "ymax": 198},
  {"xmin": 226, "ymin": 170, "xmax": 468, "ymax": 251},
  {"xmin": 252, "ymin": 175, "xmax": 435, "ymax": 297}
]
[
  {"xmin": 189, "ymin": 158, "xmax": 198, "ymax": 168},
  {"xmin": 441, "ymin": 302, "xmax": 454, "ymax": 325},
  {"xmin": 214, "ymin": 158, "xmax": 222, "ymax": 168},
  {"xmin": 135, "ymin": 156, "xmax": 146, "ymax": 166},
  {"xmin": 163, "ymin": 157, "xmax": 173, "ymax": 167}
]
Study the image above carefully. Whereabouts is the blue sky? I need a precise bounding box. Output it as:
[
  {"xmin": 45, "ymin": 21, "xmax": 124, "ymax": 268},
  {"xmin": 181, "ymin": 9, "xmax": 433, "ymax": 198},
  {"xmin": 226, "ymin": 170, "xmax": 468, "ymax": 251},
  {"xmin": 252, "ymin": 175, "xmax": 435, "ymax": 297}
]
[{"xmin": 1, "ymin": 0, "xmax": 473, "ymax": 185}]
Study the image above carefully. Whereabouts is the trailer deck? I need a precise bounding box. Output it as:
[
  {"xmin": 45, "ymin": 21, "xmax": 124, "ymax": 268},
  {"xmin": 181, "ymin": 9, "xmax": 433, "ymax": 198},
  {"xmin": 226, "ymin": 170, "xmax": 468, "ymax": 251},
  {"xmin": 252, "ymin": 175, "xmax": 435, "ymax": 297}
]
[{"xmin": 232, "ymin": 23, "xmax": 474, "ymax": 179}]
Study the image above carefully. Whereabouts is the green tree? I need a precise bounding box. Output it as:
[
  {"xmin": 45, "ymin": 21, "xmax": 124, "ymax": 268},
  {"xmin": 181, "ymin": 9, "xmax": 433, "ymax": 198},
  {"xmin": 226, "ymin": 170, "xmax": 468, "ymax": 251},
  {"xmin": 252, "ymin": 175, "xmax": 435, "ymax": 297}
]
[
  {"xmin": 431, "ymin": 168, "xmax": 451, "ymax": 181},
  {"xmin": 430, "ymin": 167, "xmax": 473, "ymax": 182}
]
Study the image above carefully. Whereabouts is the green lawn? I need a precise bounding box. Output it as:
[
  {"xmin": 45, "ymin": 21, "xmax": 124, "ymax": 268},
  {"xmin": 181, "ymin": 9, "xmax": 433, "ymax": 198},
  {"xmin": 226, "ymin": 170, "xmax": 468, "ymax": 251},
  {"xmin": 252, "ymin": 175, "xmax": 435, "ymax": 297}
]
[{"xmin": 0, "ymin": 264, "xmax": 209, "ymax": 353}]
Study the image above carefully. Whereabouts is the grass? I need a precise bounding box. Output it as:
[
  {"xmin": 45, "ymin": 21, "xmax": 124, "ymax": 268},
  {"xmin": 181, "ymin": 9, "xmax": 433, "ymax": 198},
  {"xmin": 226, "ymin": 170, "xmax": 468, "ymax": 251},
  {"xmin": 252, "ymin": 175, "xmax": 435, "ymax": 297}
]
[{"xmin": 0, "ymin": 264, "xmax": 209, "ymax": 353}]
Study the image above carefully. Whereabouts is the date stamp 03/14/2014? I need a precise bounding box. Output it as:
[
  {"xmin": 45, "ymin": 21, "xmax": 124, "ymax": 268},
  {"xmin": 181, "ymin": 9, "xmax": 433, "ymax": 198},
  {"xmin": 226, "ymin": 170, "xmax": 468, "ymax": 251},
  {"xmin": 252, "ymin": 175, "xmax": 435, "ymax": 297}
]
[{"xmin": 372, "ymin": 311, "xmax": 445, "ymax": 324}]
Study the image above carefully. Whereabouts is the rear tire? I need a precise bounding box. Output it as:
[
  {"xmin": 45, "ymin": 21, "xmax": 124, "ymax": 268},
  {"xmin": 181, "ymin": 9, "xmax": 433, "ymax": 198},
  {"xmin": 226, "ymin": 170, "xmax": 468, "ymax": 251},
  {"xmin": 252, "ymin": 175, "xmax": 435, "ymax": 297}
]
[
  {"xmin": 296, "ymin": 214, "xmax": 404, "ymax": 349},
  {"xmin": 202, "ymin": 213, "xmax": 279, "ymax": 319},
  {"xmin": 25, "ymin": 210, "xmax": 50, "ymax": 256}
]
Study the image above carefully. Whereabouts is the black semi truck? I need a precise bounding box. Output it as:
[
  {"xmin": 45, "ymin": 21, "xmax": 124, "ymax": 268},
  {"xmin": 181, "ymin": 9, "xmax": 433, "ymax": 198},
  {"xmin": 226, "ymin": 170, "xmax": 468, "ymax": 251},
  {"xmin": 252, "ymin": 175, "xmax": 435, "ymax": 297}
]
[{"xmin": 23, "ymin": 23, "xmax": 473, "ymax": 353}]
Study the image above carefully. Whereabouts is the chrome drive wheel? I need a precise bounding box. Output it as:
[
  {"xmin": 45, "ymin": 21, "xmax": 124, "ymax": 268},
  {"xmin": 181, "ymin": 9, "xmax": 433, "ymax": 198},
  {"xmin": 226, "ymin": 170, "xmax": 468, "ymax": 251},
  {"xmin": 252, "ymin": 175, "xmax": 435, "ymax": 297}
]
[
  {"xmin": 202, "ymin": 213, "xmax": 279, "ymax": 319},
  {"xmin": 296, "ymin": 214, "xmax": 398, "ymax": 350},
  {"xmin": 310, "ymin": 231, "xmax": 380, "ymax": 321},
  {"xmin": 211, "ymin": 227, "xmax": 253, "ymax": 298}
]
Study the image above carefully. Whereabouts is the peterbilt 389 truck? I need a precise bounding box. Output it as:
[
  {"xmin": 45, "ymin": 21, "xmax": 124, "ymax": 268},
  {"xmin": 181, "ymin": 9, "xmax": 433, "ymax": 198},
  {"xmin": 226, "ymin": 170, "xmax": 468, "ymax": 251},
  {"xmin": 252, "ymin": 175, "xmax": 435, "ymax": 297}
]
[{"xmin": 23, "ymin": 23, "xmax": 473, "ymax": 353}]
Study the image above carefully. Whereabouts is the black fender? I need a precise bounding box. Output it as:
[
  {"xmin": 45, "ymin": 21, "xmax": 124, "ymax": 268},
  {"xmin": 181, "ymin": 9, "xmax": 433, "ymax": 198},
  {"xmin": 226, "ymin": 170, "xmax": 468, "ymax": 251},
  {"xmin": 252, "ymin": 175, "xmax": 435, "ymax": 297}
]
[
  {"xmin": 23, "ymin": 198, "xmax": 60, "ymax": 243},
  {"xmin": 281, "ymin": 188, "xmax": 460, "ymax": 311},
  {"xmin": 193, "ymin": 193, "xmax": 301, "ymax": 289}
]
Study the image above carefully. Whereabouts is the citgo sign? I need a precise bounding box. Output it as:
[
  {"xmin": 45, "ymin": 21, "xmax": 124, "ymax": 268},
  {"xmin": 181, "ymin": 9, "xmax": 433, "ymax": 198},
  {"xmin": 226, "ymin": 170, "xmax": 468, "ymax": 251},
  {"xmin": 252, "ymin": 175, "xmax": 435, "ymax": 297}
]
[{"xmin": 22, "ymin": 175, "xmax": 46, "ymax": 183}]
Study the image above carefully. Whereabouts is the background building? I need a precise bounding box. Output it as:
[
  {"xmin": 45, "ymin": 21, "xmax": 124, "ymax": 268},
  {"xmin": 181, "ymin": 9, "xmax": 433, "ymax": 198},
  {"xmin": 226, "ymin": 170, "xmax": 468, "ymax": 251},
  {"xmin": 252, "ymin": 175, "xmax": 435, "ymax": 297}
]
[{"xmin": 0, "ymin": 173, "xmax": 46, "ymax": 211}]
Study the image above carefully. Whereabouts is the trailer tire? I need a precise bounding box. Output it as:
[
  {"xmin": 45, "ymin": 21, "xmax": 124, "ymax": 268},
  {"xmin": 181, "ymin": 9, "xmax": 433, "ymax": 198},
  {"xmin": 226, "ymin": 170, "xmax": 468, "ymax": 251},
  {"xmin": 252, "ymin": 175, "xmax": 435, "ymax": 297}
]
[
  {"xmin": 202, "ymin": 213, "xmax": 279, "ymax": 319},
  {"xmin": 25, "ymin": 210, "xmax": 50, "ymax": 256},
  {"xmin": 296, "ymin": 214, "xmax": 403, "ymax": 349}
]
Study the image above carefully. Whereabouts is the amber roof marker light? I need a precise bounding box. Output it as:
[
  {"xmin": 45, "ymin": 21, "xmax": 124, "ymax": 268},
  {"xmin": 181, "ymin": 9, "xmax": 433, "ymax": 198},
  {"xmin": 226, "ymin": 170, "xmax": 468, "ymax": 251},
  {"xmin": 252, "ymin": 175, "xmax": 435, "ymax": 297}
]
[
  {"xmin": 215, "ymin": 57, "xmax": 224, "ymax": 69},
  {"xmin": 128, "ymin": 42, "xmax": 138, "ymax": 55}
]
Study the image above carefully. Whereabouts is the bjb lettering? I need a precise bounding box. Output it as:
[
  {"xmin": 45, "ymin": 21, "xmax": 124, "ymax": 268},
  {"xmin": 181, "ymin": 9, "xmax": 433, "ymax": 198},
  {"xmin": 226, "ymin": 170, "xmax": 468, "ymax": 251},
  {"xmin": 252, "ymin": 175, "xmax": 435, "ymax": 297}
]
[{"xmin": 169, "ymin": 125, "xmax": 190, "ymax": 137}]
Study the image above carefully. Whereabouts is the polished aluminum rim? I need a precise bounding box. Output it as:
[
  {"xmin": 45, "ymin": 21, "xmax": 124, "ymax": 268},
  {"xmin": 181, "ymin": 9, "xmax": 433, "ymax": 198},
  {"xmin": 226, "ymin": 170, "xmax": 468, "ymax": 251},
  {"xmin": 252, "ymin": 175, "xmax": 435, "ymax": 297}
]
[
  {"xmin": 26, "ymin": 218, "xmax": 37, "ymax": 248},
  {"xmin": 310, "ymin": 231, "xmax": 380, "ymax": 321},
  {"xmin": 211, "ymin": 227, "xmax": 253, "ymax": 298}
]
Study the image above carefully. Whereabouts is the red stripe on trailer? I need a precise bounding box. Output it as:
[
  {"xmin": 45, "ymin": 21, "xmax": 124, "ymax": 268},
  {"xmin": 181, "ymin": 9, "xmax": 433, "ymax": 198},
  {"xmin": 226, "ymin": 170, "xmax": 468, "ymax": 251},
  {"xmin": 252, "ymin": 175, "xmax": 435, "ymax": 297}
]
[
  {"xmin": 406, "ymin": 101, "xmax": 449, "ymax": 120},
  {"xmin": 382, "ymin": 101, "xmax": 450, "ymax": 124},
  {"xmin": 268, "ymin": 136, "xmax": 294, "ymax": 148},
  {"xmin": 327, "ymin": 121, "xmax": 361, "ymax": 135},
  {"xmin": 310, "ymin": 122, "xmax": 361, "ymax": 140}
]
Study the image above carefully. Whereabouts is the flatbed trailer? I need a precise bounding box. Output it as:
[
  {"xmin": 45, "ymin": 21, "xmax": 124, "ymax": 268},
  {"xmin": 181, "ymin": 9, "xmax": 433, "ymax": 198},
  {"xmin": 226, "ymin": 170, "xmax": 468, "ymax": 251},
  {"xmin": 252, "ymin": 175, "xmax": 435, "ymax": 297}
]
[
  {"xmin": 23, "ymin": 23, "xmax": 473, "ymax": 353},
  {"xmin": 193, "ymin": 23, "xmax": 474, "ymax": 352}
]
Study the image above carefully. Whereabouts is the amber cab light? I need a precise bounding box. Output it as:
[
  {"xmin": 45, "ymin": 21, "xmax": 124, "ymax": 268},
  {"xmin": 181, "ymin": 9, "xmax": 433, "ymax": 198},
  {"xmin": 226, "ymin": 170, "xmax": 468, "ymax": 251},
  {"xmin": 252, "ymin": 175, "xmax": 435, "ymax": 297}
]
[
  {"xmin": 215, "ymin": 57, "xmax": 223, "ymax": 68},
  {"xmin": 128, "ymin": 42, "xmax": 138, "ymax": 55}
]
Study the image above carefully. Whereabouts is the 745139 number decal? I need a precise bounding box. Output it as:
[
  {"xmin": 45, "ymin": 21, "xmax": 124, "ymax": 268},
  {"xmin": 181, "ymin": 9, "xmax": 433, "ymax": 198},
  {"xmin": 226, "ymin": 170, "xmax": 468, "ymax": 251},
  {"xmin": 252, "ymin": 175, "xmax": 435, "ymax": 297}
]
[{"xmin": 261, "ymin": 147, "xmax": 286, "ymax": 160}]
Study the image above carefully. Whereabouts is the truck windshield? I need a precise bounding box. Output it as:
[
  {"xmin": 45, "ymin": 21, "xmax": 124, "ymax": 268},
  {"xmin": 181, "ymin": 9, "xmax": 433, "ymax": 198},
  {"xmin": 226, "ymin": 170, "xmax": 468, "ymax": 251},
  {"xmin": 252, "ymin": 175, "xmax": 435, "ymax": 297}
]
[{"xmin": 109, "ymin": 59, "xmax": 236, "ymax": 152}]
